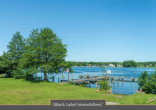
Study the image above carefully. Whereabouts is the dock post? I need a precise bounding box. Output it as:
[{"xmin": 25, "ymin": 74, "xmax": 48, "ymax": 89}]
[
  {"xmin": 96, "ymin": 82, "xmax": 97, "ymax": 88},
  {"xmin": 41, "ymin": 75, "xmax": 42, "ymax": 81},
  {"xmin": 117, "ymin": 81, "xmax": 119, "ymax": 87},
  {"xmin": 62, "ymin": 72, "xmax": 63, "ymax": 82},
  {"xmin": 58, "ymin": 77, "xmax": 59, "ymax": 83},
  {"xmin": 89, "ymin": 82, "xmax": 90, "ymax": 88},
  {"xmin": 68, "ymin": 71, "xmax": 69, "ymax": 82},
  {"xmin": 87, "ymin": 72, "xmax": 88, "ymax": 75},
  {"xmin": 36, "ymin": 74, "xmax": 37, "ymax": 81},
  {"xmin": 113, "ymin": 79, "xmax": 115, "ymax": 88}
]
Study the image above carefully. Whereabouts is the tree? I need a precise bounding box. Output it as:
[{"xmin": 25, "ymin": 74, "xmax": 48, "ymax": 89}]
[
  {"xmin": 0, "ymin": 55, "xmax": 5, "ymax": 73},
  {"xmin": 0, "ymin": 52, "xmax": 10, "ymax": 74},
  {"xmin": 82, "ymin": 62, "xmax": 87, "ymax": 66},
  {"xmin": 143, "ymin": 63, "xmax": 147, "ymax": 67},
  {"xmin": 17, "ymin": 27, "xmax": 72, "ymax": 81},
  {"xmin": 123, "ymin": 60, "xmax": 137, "ymax": 67},
  {"xmin": 89, "ymin": 61, "xmax": 93, "ymax": 65},
  {"xmin": 6, "ymin": 32, "xmax": 25, "ymax": 77},
  {"xmin": 114, "ymin": 62, "xmax": 117, "ymax": 67},
  {"xmin": 0, "ymin": 52, "xmax": 15, "ymax": 76}
]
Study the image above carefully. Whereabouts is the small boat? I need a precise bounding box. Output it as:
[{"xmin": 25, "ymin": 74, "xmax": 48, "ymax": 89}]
[{"xmin": 107, "ymin": 71, "xmax": 111, "ymax": 73}]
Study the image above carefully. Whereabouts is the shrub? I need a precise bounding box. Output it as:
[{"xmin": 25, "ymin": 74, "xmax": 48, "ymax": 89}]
[
  {"xmin": 12, "ymin": 69, "xmax": 25, "ymax": 79},
  {"xmin": 97, "ymin": 80, "xmax": 111, "ymax": 94},
  {"xmin": 137, "ymin": 70, "xmax": 156, "ymax": 94},
  {"xmin": 137, "ymin": 71, "xmax": 148, "ymax": 87},
  {"xmin": 68, "ymin": 81, "xmax": 74, "ymax": 85}
]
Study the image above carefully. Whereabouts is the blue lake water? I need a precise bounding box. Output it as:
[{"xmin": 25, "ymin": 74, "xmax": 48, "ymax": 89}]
[{"xmin": 35, "ymin": 67, "xmax": 156, "ymax": 95}]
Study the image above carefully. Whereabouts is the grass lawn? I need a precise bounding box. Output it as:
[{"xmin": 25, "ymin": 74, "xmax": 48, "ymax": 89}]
[{"xmin": 0, "ymin": 76, "xmax": 156, "ymax": 105}]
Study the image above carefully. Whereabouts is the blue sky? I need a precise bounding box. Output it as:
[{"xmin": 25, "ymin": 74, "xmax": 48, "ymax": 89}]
[{"xmin": 0, "ymin": 0, "xmax": 156, "ymax": 62}]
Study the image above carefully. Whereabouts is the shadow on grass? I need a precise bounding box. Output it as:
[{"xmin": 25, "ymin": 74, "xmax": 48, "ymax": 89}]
[
  {"xmin": 22, "ymin": 78, "xmax": 55, "ymax": 84},
  {"xmin": 0, "ymin": 76, "xmax": 53, "ymax": 84},
  {"xmin": 0, "ymin": 76, "xmax": 13, "ymax": 78}
]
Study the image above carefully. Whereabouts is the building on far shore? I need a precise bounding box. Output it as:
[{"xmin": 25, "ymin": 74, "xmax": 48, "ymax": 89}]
[
  {"xmin": 109, "ymin": 64, "xmax": 114, "ymax": 67},
  {"xmin": 89, "ymin": 64, "xmax": 91, "ymax": 67},
  {"xmin": 117, "ymin": 64, "xmax": 122, "ymax": 67}
]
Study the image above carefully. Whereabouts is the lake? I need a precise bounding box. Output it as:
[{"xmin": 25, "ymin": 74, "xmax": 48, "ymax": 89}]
[{"xmin": 35, "ymin": 67, "xmax": 156, "ymax": 95}]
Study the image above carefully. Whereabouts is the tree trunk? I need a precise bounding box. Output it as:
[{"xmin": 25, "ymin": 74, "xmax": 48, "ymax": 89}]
[{"xmin": 44, "ymin": 69, "xmax": 47, "ymax": 81}]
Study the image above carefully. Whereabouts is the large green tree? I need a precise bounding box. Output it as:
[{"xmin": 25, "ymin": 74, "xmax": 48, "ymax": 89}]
[
  {"xmin": 17, "ymin": 27, "xmax": 72, "ymax": 81},
  {"xmin": 123, "ymin": 60, "xmax": 138, "ymax": 67}
]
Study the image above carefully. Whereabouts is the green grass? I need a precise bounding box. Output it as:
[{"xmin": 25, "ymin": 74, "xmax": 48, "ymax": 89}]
[{"xmin": 0, "ymin": 77, "xmax": 156, "ymax": 105}]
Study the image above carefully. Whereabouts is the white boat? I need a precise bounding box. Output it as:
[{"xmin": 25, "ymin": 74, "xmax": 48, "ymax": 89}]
[{"xmin": 107, "ymin": 71, "xmax": 111, "ymax": 73}]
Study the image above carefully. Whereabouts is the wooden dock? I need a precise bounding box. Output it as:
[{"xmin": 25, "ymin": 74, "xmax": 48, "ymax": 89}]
[
  {"xmin": 59, "ymin": 74, "xmax": 138, "ymax": 89},
  {"xmin": 79, "ymin": 75, "xmax": 99, "ymax": 78},
  {"xmin": 71, "ymin": 75, "xmax": 138, "ymax": 83}
]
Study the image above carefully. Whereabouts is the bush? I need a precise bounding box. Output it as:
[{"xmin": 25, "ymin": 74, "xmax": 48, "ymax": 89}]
[
  {"xmin": 137, "ymin": 70, "xmax": 156, "ymax": 94},
  {"xmin": 137, "ymin": 71, "xmax": 148, "ymax": 87},
  {"xmin": 97, "ymin": 80, "xmax": 111, "ymax": 94},
  {"xmin": 12, "ymin": 69, "xmax": 25, "ymax": 79},
  {"xmin": 4, "ymin": 73, "xmax": 8, "ymax": 78},
  {"xmin": 68, "ymin": 81, "xmax": 74, "ymax": 85}
]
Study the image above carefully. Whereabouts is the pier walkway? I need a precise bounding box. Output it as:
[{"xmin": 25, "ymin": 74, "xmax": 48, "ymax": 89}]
[{"xmin": 71, "ymin": 75, "xmax": 138, "ymax": 83}]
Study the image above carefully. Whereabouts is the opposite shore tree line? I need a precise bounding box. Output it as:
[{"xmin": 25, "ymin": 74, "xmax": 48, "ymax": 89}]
[{"xmin": 68, "ymin": 60, "xmax": 156, "ymax": 67}]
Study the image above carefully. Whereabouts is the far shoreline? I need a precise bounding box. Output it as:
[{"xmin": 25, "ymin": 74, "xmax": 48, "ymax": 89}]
[{"xmin": 71, "ymin": 66, "xmax": 155, "ymax": 68}]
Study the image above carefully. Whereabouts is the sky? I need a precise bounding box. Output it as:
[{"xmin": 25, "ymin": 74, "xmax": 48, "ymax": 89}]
[{"xmin": 0, "ymin": 0, "xmax": 156, "ymax": 62}]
